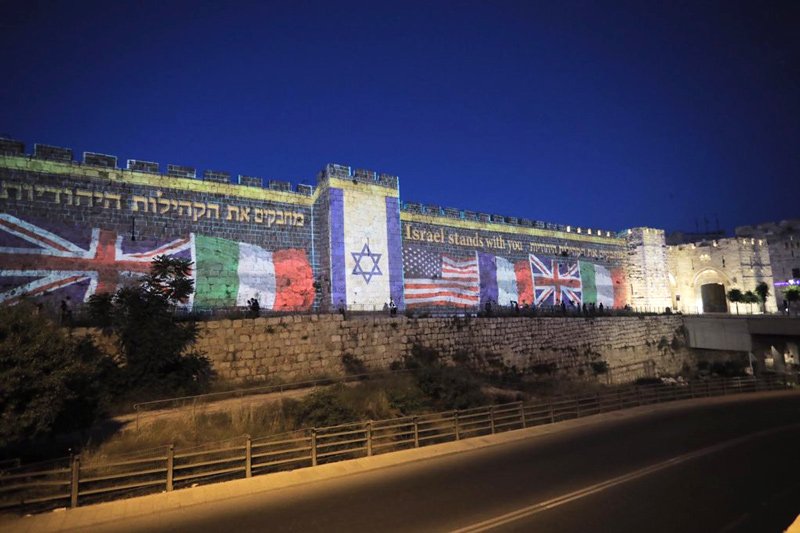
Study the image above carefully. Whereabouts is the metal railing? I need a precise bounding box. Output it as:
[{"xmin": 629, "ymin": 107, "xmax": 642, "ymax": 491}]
[{"xmin": 0, "ymin": 375, "xmax": 787, "ymax": 514}]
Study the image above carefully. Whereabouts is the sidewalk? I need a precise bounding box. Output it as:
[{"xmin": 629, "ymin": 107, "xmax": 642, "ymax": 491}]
[{"xmin": 3, "ymin": 390, "xmax": 797, "ymax": 533}]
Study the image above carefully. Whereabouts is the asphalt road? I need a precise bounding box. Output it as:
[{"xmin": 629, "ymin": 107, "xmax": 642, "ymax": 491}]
[{"xmin": 91, "ymin": 393, "xmax": 800, "ymax": 533}]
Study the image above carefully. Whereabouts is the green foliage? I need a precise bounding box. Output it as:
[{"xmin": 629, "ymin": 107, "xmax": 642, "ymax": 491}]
[
  {"xmin": 590, "ymin": 361, "xmax": 609, "ymax": 375},
  {"xmin": 0, "ymin": 303, "xmax": 115, "ymax": 451},
  {"xmin": 285, "ymin": 385, "xmax": 360, "ymax": 427},
  {"xmin": 401, "ymin": 345, "xmax": 487, "ymax": 410},
  {"xmin": 785, "ymin": 286, "xmax": 800, "ymax": 303},
  {"xmin": 341, "ymin": 353, "xmax": 368, "ymax": 375},
  {"xmin": 726, "ymin": 288, "xmax": 743, "ymax": 313},
  {"xmin": 755, "ymin": 282, "xmax": 770, "ymax": 305},
  {"xmin": 88, "ymin": 255, "xmax": 212, "ymax": 399}
]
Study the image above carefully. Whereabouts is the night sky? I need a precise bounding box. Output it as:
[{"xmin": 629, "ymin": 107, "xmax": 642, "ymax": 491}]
[{"xmin": 1, "ymin": 0, "xmax": 798, "ymax": 234}]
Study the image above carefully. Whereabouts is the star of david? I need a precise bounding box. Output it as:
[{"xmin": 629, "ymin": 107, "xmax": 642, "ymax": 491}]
[{"xmin": 351, "ymin": 243, "xmax": 382, "ymax": 283}]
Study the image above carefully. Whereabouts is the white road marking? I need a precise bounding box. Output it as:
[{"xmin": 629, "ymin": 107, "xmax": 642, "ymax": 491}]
[{"xmin": 451, "ymin": 423, "xmax": 800, "ymax": 533}]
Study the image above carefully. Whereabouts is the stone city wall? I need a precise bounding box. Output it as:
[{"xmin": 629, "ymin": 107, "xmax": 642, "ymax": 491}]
[
  {"xmin": 625, "ymin": 227, "xmax": 672, "ymax": 311},
  {"xmin": 0, "ymin": 138, "xmax": 679, "ymax": 314},
  {"xmin": 667, "ymin": 236, "xmax": 775, "ymax": 313},
  {"xmin": 193, "ymin": 314, "xmax": 691, "ymax": 384},
  {"xmin": 399, "ymin": 208, "xmax": 631, "ymax": 310},
  {"xmin": 0, "ymin": 154, "xmax": 316, "ymax": 311}
]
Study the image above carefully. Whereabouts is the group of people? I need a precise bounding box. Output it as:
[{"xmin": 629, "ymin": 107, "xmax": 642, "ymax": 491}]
[
  {"xmin": 484, "ymin": 298, "xmax": 606, "ymax": 316},
  {"xmin": 383, "ymin": 299, "xmax": 398, "ymax": 316}
]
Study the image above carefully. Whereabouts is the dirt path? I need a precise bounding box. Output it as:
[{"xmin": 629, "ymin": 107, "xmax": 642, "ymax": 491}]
[{"xmin": 115, "ymin": 385, "xmax": 327, "ymax": 431}]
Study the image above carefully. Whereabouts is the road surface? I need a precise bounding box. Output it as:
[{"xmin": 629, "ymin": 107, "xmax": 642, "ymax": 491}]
[{"xmin": 88, "ymin": 392, "xmax": 800, "ymax": 532}]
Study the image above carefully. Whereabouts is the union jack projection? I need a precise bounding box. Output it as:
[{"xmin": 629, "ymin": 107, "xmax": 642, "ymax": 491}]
[
  {"xmin": 528, "ymin": 254, "xmax": 582, "ymax": 306},
  {"xmin": 403, "ymin": 247, "xmax": 480, "ymax": 307},
  {"xmin": 0, "ymin": 214, "xmax": 192, "ymax": 305}
]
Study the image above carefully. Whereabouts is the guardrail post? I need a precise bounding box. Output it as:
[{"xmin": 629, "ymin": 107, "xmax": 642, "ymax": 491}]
[
  {"xmin": 413, "ymin": 417, "xmax": 420, "ymax": 448},
  {"xmin": 636, "ymin": 387, "xmax": 642, "ymax": 406},
  {"xmin": 722, "ymin": 380, "xmax": 728, "ymax": 395},
  {"xmin": 618, "ymin": 389, "xmax": 624, "ymax": 410},
  {"xmin": 490, "ymin": 406, "xmax": 496, "ymax": 434},
  {"xmin": 454, "ymin": 411, "xmax": 460, "ymax": 440},
  {"xmin": 519, "ymin": 402, "xmax": 526, "ymax": 428},
  {"xmin": 245, "ymin": 435, "xmax": 252, "ymax": 478},
  {"xmin": 311, "ymin": 429, "xmax": 318, "ymax": 466},
  {"xmin": 575, "ymin": 398, "xmax": 581, "ymax": 418},
  {"xmin": 548, "ymin": 401, "xmax": 555, "ymax": 424},
  {"xmin": 706, "ymin": 381, "xmax": 711, "ymax": 397},
  {"xmin": 689, "ymin": 382, "xmax": 695, "ymax": 399},
  {"xmin": 166, "ymin": 444, "xmax": 174, "ymax": 492},
  {"xmin": 70, "ymin": 454, "xmax": 80, "ymax": 508},
  {"xmin": 366, "ymin": 421, "xmax": 373, "ymax": 456}
]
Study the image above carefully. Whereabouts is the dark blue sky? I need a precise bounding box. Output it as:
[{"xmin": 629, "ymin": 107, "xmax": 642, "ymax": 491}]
[{"xmin": 2, "ymin": 0, "xmax": 798, "ymax": 234}]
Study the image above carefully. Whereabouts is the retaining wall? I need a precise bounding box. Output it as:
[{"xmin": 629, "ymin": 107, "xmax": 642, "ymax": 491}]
[{"xmin": 192, "ymin": 314, "xmax": 691, "ymax": 384}]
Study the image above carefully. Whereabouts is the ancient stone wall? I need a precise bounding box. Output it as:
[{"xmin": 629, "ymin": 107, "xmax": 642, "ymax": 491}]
[
  {"xmin": 667, "ymin": 236, "xmax": 776, "ymax": 313},
  {"xmin": 0, "ymin": 138, "xmax": 694, "ymax": 316},
  {"xmin": 192, "ymin": 314, "xmax": 691, "ymax": 384},
  {"xmin": 399, "ymin": 209, "xmax": 630, "ymax": 311},
  {"xmin": 624, "ymin": 227, "xmax": 671, "ymax": 311},
  {"xmin": 0, "ymin": 154, "xmax": 315, "ymax": 311}
]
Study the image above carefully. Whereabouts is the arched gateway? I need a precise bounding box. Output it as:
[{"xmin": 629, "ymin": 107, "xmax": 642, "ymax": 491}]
[{"xmin": 693, "ymin": 268, "xmax": 730, "ymax": 313}]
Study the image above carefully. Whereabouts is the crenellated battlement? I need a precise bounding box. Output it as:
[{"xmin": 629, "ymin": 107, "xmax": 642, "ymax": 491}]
[
  {"xmin": 317, "ymin": 163, "xmax": 399, "ymax": 190},
  {"xmin": 0, "ymin": 137, "xmax": 316, "ymax": 197},
  {"xmin": 400, "ymin": 200, "xmax": 622, "ymax": 241}
]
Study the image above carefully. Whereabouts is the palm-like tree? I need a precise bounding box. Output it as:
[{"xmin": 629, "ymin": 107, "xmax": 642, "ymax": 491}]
[
  {"xmin": 743, "ymin": 291, "xmax": 758, "ymax": 314},
  {"xmin": 727, "ymin": 288, "xmax": 743, "ymax": 314},
  {"xmin": 755, "ymin": 282, "xmax": 770, "ymax": 313}
]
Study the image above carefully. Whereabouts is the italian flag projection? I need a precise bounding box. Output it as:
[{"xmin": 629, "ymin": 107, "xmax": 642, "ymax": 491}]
[
  {"xmin": 578, "ymin": 261, "xmax": 614, "ymax": 307},
  {"xmin": 192, "ymin": 234, "xmax": 314, "ymax": 311}
]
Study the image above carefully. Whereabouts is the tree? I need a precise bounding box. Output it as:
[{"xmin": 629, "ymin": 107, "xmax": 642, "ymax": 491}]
[
  {"xmin": 755, "ymin": 282, "xmax": 770, "ymax": 313},
  {"xmin": 727, "ymin": 288, "xmax": 743, "ymax": 315},
  {"xmin": 0, "ymin": 303, "xmax": 114, "ymax": 451},
  {"xmin": 88, "ymin": 256, "xmax": 212, "ymax": 398},
  {"xmin": 785, "ymin": 286, "xmax": 800, "ymax": 316},
  {"xmin": 742, "ymin": 291, "xmax": 758, "ymax": 314}
]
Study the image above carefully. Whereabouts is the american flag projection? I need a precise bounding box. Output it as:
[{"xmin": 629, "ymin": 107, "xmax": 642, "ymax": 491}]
[
  {"xmin": 0, "ymin": 214, "xmax": 191, "ymax": 304},
  {"xmin": 529, "ymin": 254, "xmax": 582, "ymax": 306},
  {"xmin": 403, "ymin": 247, "xmax": 480, "ymax": 307}
]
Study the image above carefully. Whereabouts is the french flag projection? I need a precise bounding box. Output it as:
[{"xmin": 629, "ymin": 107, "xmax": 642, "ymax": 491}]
[
  {"xmin": 478, "ymin": 253, "xmax": 625, "ymax": 308},
  {"xmin": 0, "ymin": 214, "xmax": 314, "ymax": 311}
]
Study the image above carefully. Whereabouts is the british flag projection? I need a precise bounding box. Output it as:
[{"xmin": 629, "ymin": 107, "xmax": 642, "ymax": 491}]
[
  {"xmin": 528, "ymin": 254, "xmax": 582, "ymax": 306},
  {"xmin": 0, "ymin": 214, "xmax": 192, "ymax": 305},
  {"xmin": 0, "ymin": 214, "xmax": 315, "ymax": 310}
]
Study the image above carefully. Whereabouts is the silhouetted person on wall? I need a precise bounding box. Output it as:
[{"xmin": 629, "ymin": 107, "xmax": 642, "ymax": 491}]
[
  {"xmin": 598, "ymin": 302, "xmax": 604, "ymax": 314},
  {"xmin": 60, "ymin": 298, "xmax": 72, "ymax": 326},
  {"xmin": 560, "ymin": 301, "xmax": 566, "ymax": 315},
  {"xmin": 248, "ymin": 297, "xmax": 260, "ymax": 318},
  {"xmin": 389, "ymin": 299, "xmax": 397, "ymax": 316},
  {"xmin": 485, "ymin": 300, "xmax": 492, "ymax": 316}
]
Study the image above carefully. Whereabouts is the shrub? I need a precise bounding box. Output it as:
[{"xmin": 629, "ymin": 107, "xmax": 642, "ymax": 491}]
[
  {"xmin": 88, "ymin": 256, "xmax": 213, "ymax": 400},
  {"xmin": 285, "ymin": 385, "xmax": 360, "ymax": 427},
  {"xmin": 402, "ymin": 345, "xmax": 487, "ymax": 410},
  {"xmin": 590, "ymin": 361, "xmax": 609, "ymax": 375},
  {"xmin": 341, "ymin": 353, "xmax": 368, "ymax": 375},
  {"xmin": 0, "ymin": 303, "xmax": 115, "ymax": 451}
]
